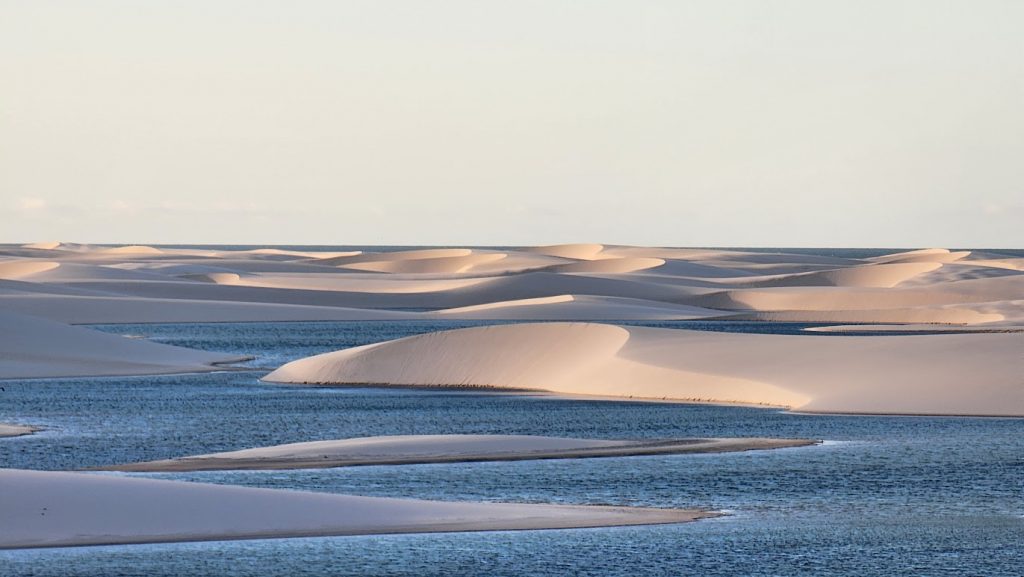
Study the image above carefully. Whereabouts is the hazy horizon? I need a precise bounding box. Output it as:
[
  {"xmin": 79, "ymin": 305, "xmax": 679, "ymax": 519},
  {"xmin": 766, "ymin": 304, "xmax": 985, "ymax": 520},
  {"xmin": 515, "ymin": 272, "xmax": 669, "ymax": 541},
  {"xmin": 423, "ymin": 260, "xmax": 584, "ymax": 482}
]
[{"xmin": 2, "ymin": 1, "xmax": 1022, "ymax": 247}]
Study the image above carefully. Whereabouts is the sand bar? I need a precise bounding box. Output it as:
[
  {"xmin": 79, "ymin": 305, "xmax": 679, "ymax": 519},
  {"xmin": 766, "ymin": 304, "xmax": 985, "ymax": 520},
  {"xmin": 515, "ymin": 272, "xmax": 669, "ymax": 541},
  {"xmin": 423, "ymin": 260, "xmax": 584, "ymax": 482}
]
[
  {"xmin": 0, "ymin": 469, "xmax": 714, "ymax": 549},
  {"xmin": 0, "ymin": 424, "xmax": 37, "ymax": 438},
  {"xmin": 104, "ymin": 434, "xmax": 817, "ymax": 472}
]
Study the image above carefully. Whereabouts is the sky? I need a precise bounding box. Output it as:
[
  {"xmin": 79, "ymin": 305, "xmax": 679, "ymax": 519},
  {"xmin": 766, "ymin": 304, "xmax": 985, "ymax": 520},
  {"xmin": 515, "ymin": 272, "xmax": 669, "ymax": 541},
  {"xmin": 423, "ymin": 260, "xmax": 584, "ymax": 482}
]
[{"xmin": 1, "ymin": 0, "xmax": 1022, "ymax": 247}]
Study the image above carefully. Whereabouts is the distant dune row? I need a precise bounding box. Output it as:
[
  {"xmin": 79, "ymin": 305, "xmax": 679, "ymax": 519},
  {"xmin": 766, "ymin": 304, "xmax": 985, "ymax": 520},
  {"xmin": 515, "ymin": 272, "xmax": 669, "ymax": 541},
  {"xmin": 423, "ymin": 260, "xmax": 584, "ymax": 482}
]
[{"xmin": 1, "ymin": 243, "xmax": 1020, "ymax": 326}]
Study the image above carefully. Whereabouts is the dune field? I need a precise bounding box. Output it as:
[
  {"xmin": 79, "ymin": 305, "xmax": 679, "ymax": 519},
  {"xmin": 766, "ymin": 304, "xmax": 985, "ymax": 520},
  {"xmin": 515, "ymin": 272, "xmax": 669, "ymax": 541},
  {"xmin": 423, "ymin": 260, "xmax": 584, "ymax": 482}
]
[{"xmin": 2, "ymin": 242, "xmax": 1021, "ymax": 549}]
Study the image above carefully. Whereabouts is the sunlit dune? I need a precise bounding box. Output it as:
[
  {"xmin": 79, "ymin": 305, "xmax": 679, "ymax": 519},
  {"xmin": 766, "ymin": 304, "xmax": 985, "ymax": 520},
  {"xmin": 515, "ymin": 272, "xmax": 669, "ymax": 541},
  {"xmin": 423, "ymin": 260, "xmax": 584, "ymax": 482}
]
[{"xmin": 265, "ymin": 322, "xmax": 1024, "ymax": 416}]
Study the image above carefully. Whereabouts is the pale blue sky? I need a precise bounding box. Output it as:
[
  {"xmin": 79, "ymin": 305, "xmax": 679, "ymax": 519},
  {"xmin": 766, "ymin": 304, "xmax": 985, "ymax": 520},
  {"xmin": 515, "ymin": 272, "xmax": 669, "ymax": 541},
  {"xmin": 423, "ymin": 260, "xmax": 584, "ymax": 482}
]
[{"xmin": 1, "ymin": 1, "xmax": 1021, "ymax": 246}]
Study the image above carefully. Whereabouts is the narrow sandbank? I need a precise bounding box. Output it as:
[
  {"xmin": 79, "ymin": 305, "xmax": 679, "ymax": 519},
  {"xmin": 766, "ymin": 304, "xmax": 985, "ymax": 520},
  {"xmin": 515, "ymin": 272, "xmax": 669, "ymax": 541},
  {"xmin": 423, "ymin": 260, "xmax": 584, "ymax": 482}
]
[
  {"xmin": 103, "ymin": 434, "xmax": 817, "ymax": 472},
  {"xmin": 0, "ymin": 469, "xmax": 714, "ymax": 550},
  {"xmin": 0, "ymin": 423, "xmax": 38, "ymax": 438}
]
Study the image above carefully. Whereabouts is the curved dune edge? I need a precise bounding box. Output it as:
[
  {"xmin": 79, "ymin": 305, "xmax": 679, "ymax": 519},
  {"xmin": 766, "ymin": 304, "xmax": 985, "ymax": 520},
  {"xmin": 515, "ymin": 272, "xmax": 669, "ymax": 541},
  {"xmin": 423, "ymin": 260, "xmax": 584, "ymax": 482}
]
[
  {"xmin": 264, "ymin": 323, "xmax": 1024, "ymax": 417},
  {"xmin": 0, "ymin": 424, "xmax": 38, "ymax": 438},
  {"xmin": 0, "ymin": 311, "xmax": 247, "ymax": 379},
  {"xmin": 0, "ymin": 469, "xmax": 714, "ymax": 550},
  {"xmin": 103, "ymin": 434, "xmax": 818, "ymax": 472}
]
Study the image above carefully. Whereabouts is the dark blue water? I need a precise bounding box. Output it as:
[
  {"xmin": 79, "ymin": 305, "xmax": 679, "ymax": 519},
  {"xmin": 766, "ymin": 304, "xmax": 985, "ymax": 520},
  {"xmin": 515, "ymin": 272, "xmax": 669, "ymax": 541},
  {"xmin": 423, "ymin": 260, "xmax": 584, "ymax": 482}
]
[{"xmin": 1, "ymin": 322, "xmax": 1022, "ymax": 576}]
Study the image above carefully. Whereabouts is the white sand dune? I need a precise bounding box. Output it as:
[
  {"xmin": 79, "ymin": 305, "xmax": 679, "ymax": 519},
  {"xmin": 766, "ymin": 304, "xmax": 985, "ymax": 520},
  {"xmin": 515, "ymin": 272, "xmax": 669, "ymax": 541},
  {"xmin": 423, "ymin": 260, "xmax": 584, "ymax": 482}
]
[
  {"xmin": 433, "ymin": 295, "xmax": 726, "ymax": 321},
  {"xmin": 265, "ymin": 322, "xmax": 1024, "ymax": 416},
  {"xmin": 0, "ymin": 424, "xmax": 37, "ymax": 438},
  {"xmin": 183, "ymin": 272, "xmax": 243, "ymax": 284},
  {"xmin": 1, "ymin": 244, "xmax": 1020, "ymax": 326},
  {"xmin": 0, "ymin": 469, "xmax": 711, "ymax": 549},
  {"xmin": 549, "ymin": 257, "xmax": 666, "ymax": 274},
  {"xmin": 339, "ymin": 253, "xmax": 508, "ymax": 274},
  {"xmin": 0, "ymin": 311, "xmax": 245, "ymax": 378},
  {"xmin": 315, "ymin": 248, "xmax": 473, "ymax": 267},
  {"xmin": 733, "ymin": 262, "xmax": 943, "ymax": 289},
  {"xmin": 527, "ymin": 243, "xmax": 607, "ymax": 260},
  {"xmin": 223, "ymin": 248, "xmax": 361, "ymax": 260},
  {"xmin": 107, "ymin": 434, "xmax": 816, "ymax": 472},
  {"xmin": 694, "ymin": 275, "xmax": 1024, "ymax": 312},
  {"xmin": 21, "ymin": 241, "xmax": 62, "ymax": 250},
  {"xmin": 732, "ymin": 306, "xmax": 1004, "ymax": 325},
  {"xmin": 0, "ymin": 260, "xmax": 60, "ymax": 279},
  {"xmin": 0, "ymin": 294, "xmax": 408, "ymax": 324},
  {"xmin": 868, "ymin": 248, "xmax": 970, "ymax": 264},
  {"xmin": 97, "ymin": 245, "xmax": 165, "ymax": 255}
]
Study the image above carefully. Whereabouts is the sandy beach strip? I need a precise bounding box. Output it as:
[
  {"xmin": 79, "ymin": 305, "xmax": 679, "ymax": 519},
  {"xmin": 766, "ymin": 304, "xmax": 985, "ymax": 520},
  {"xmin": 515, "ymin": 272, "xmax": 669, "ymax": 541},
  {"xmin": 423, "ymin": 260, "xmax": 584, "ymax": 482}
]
[
  {"xmin": 103, "ymin": 434, "xmax": 817, "ymax": 472},
  {"xmin": 0, "ymin": 469, "xmax": 715, "ymax": 549}
]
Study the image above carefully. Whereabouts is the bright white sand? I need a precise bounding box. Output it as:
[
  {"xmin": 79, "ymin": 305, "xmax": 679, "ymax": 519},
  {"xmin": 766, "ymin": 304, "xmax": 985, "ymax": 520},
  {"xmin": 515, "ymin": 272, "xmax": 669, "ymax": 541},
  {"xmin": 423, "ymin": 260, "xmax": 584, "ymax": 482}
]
[
  {"xmin": 0, "ymin": 469, "xmax": 711, "ymax": 549},
  {"xmin": 0, "ymin": 311, "xmax": 245, "ymax": 378},
  {"xmin": 107, "ymin": 434, "xmax": 816, "ymax": 472},
  {"xmin": 265, "ymin": 322, "xmax": 1024, "ymax": 416}
]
